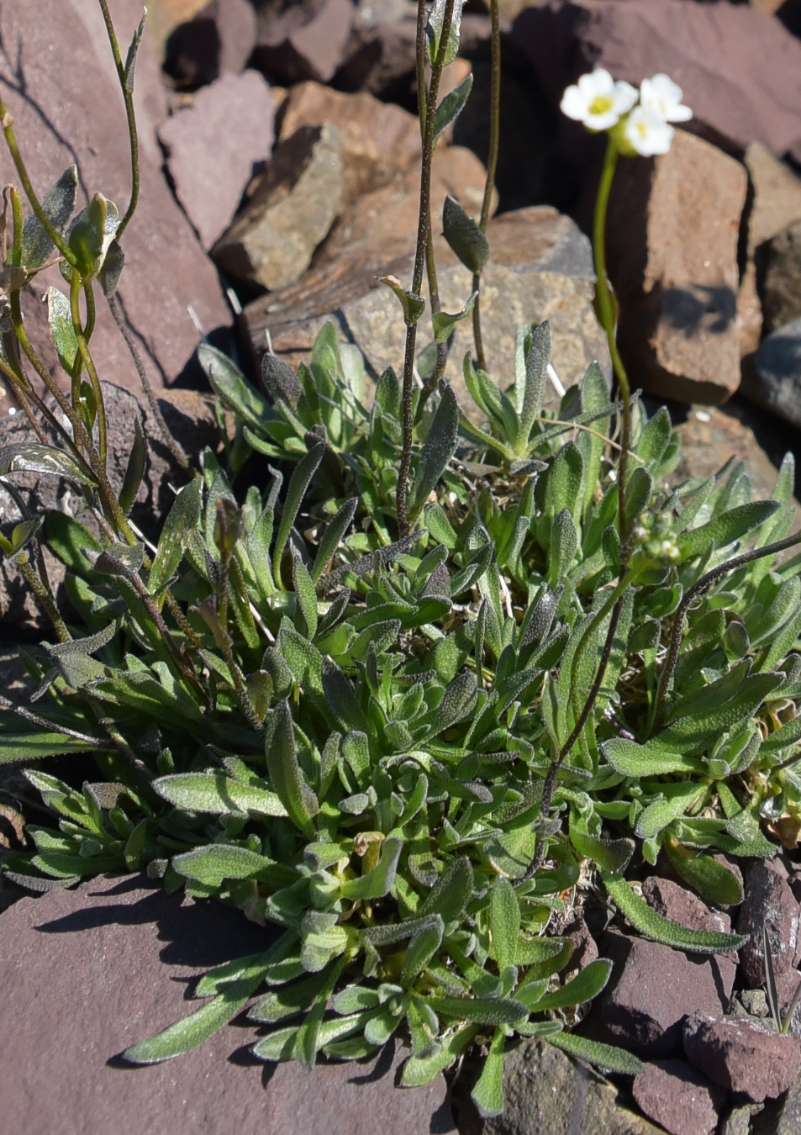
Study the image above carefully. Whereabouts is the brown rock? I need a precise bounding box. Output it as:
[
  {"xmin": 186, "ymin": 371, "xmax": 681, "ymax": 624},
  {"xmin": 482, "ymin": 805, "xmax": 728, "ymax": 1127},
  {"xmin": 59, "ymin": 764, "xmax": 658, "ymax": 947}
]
[
  {"xmin": 252, "ymin": 0, "xmax": 355, "ymax": 85},
  {"xmin": 481, "ymin": 1037, "xmax": 664, "ymax": 1135},
  {"xmin": 163, "ymin": 0, "xmax": 258, "ymax": 87},
  {"xmin": 737, "ymin": 858, "xmax": 801, "ymax": 1008},
  {"xmin": 738, "ymin": 262, "xmax": 764, "ymax": 359},
  {"xmin": 580, "ymin": 930, "xmax": 734, "ymax": 1058},
  {"xmin": 512, "ymin": 0, "xmax": 801, "ymax": 157},
  {"xmin": 0, "ymin": 873, "xmax": 455, "ymax": 1135},
  {"xmin": 684, "ymin": 1013, "xmax": 801, "ymax": 1102},
  {"xmin": 642, "ymin": 878, "xmax": 733, "ymax": 936},
  {"xmin": 605, "ymin": 129, "xmax": 748, "ymax": 405},
  {"xmin": 761, "ymin": 219, "xmax": 801, "ymax": 334},
  {"xmin": 145, "ymin": 0, "xmax": 209, "ymax": 56},
  {"xmin": 246, "ymin": 204, "xmax": 610, "ymax": 415},
  {"xmin": 159, "ymin": 70, "xmax": 274, "ymax": 249},
  {"xmin": 277, "ymin": 81, "xmax": 421, "ymax": 204},
  {"xmin": 212, "ymin": 122, "xmax": 345, "ymax": 291},
  {"xmin": 0, "ymin": 0, "xmax": 232, "ymax": 391},
  {"xmin": 745, "ymin": 144, "xmax": 801, "ymax": 254},
  {"xmin": 632, "ymin": 1058, "xmax": 727, "ymax": 1135},
  {"xmin": 563, "ymin": 916, "xmax": 599, "ymax": 975}
]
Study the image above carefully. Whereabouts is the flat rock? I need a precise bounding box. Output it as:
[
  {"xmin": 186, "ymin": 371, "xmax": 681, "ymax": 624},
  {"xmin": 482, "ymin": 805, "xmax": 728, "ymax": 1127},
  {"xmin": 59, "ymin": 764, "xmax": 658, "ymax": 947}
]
[
  {"xmin": 252, "ymin": 0, "xmax": 355, "ymax": 85},
  {"xmin": 632, "ymin": 1058, "xmax": 727, "ymax": 1135},
  {"xmin": 602, "ymin": 128, "xmax": 747, "ymax": 405},
  {"xmin": 277, "ymin": 81, "xmax": 421, "ymax": 204},
  {"xmin": 761, "ymin": 219, "xmax": 801, "ymax": 335},
  {"xmin": 512, "ymin": 0, "xmax": 801, "ymax": 157},
  {"xmin": 478, "ymin": 1037, "xmax": 663, "ymax": 1135},
  {"xmin": 684, "ymin": 1013, "xmax": 801, "ymax": 1102},
  {"xmin": 736, "ymin": 858, "xmax": 801, "ymax": 1008},
  {"xmin": 580, "ymin": 929, "xmax": 734, "ymax": 1059},
  {"xmin": 0, "ymin": 873, "xmax": 455, "ymax": 1135},
  {"xmin": 163, "ymin": 0, "xmax": 258, "ymax": 87},
  {"xmin": 745, "ymin": 144, "xmax": 801, "ymax": 255},
  {"xmin": 159, "ymin": 70, "xmax": 274, "ymax": 249},
  {"xmin": 641, "ymin": 878, "xmax": 733, "ymax": 935},
  {"xmin": 0, "ymin": 0, "xmax": 232, "ymax": 391},
  {"xmin": 212, "ymin": 122, "xmax": 345, "ymax": 291},
  {"xmin": 246, "ymin": 204, "xmax": 610, "ymax": 417},
  {"xmin": 745, "ymin": 315, "xmax": 801, "ymax": 427}
]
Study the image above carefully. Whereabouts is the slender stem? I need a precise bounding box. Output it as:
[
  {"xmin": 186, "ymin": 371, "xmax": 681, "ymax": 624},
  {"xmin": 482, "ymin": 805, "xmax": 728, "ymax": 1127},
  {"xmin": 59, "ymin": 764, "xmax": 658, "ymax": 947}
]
[
  {"xmin": 593, "ymin": 136, "xmax": 631, "ymax": 549},
  {"xmin": 97, "ymin": 0, "xmax": 141, "ymax": 240},
  {"xmin": 471, "ymin": 0, "xmax": 501, "ymax": 371},
  {"xmin": 398, "ymin": 0, "xmax": 457, "ymax": 537},
  {"xmin": 0, "ymin": 94, "xmax": 77, "ymax": 267},
  {"xmin": 68, "ymin": 270, "xmax": 107, "ymax": 465},
  {"xmin": 15, "ymin": 553, "xmax": 70, "ymax": 641}
]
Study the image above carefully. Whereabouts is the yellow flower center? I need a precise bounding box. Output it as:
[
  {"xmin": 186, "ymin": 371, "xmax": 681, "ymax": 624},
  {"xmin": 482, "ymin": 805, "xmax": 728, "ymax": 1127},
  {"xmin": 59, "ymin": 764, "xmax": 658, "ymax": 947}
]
[{"xmin": 589, "ymin": 94, "xmax": 613, "ymax": 116}]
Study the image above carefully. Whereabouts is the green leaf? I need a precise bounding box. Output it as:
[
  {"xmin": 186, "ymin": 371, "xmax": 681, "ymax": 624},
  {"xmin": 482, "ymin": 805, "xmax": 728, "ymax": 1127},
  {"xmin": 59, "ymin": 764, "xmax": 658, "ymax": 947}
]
[
  {"xmin": 549, "ymin": 1032, "xmax": 644, "ymax": 1075},
  {"xmin": 570, "ymin": 824, "xmax": 634, "ymax": 875},
  {"xmin": 548, "ymin": 508, "xmax": 578, "ymax": 587},
  {"xmin": 379, "ymin": 275, "xmax": 425, "ymax": 325},
  {"xmin": 417, "ymin": 856, "xmax": 474, "ymax": 923},
  {"xmin": 292, "ymin": 554, "xmax": 318, "ymax": 640},
  {"xmin": 124, "ymin": 978, "xmax": 259, "ymax": 1064},
  {"xmin": 22, "ymin": 166, "xmax": 78, "ymax": 269},
  {"xmin": 264, "ymin": 700, "xmax": 318, "ymax": 839},
  {"xmin": 199, "ymin": 344, "xmax": 270, "ymax": 432},
  {"xmin": 0, "ymin": 442, "xmax": 96, "ymax": 487},
  {"xmin": 273, "ymin": 443, "xmax": 325, "ymax": 587},
  {"xmin": 490, "ymin": 876, "xmax": 520, "ymax": 973},
  {"xmin": 680, "ymin": 501, "xmax": 780, "ymax": 558},
  {"xmin": 664, "ymin": 842, "xmax": 744, "ymax": 906},
  {"xmin": 154, "ymin": 772, "xmax": 287, "ymax": 817},
  {"xmin": 0, "ymin": 731, "xmax": 112, "ymax": 763},
  {"xmin": 527, "ymin": 959, "xmax": 612, "ymax": 1011},
  {"xmin": 311, "ymin": 497, "xmax": 358, "ymax": 583},
  {"xmin": 340, "ymin": 836, "xmax": 403, "ymax": 900},
  {"xmin": 602, "ymin": 737, "xmax": 706, "ymax": 777},
  {"xmin": 427, "ymin": 0, "xmax": 465, "ymax": 66},
  {"xmin": 118, "ymin": 415, "xmax": 146, "ymax": 517},
  {"xmin": 471, "ymin": 1028, "xmax": 505, "ymax": 1119},
  {"xmin": 148, "ymin": 477, "xmax": 202, "ymax": 592},
  {"xmin": 601, "ymin": 868, "xmax": 747, "ymax": 953},
  {"xmin": 433, "ymin": 74, "xmax": 474, "ymax": 142},
  {"xmin": 432, "ymin": 291, "xmax": 477, "ymax": 345},
  {"xmin": 425, "ymin": 995, "xmax": 527, "ymax": 1025},
  {"xmin": 635, "ymin": 782, "xmax": 706, "ymax": 840},
  {"xmin": 442, "ymin": 195, "xmax": 489, "ymax": 274},
  {"xmin": 408, "ymin": 384, "xmax": 459, "ymax": 522},
  {"xmin": 172, "ymin": 844, "xmax": 277, "ymax": 887},
  {"xmin": 400, "ymin": 1023, "xmax": 479, "ymax": 1086},
  {"xmin": 47, "ymin": 286, "xmax": 79, "ymax": 372},
  {"xmin": 401, "ymin": 917, "xmax": 445, "ymax": 987},
  {"xmin": 68, "ymin": 193, "xmax": 118, "ymax": 278},
  {"xmin": 519, "ymin": 321, "xmax": 550, "ymax": 441}
]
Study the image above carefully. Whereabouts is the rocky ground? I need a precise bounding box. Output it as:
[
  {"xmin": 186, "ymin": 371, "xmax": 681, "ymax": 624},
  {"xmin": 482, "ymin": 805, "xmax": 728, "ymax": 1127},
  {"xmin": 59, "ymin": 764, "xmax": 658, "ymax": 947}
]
[{"xmin": 4, "ymin": 1, "xmax": 801, "ymax": 1133}]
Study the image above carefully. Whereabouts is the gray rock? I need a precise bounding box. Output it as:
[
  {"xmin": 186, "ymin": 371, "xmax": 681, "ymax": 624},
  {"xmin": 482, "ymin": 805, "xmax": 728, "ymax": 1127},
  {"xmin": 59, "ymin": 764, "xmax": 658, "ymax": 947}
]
[
  {"xmin": 479, "ymin": 1038, "xmax": 663, "ymax": 1135},
  {"xmin": 721, "ymin": 1103, "xmax": 764, "ymax": 1135},
  {"xmin": 212, "ymin": 122, "xmax": 345, "ymax": 291},
  {"xmin": 159, "ymin": 70, "xmax": 275, "ymax": 249},
  {"xmin": 752, "ymin": 1066, "xmax": 801, "ymax": 1134},
  {"xmin": 737, "ymin": 858, "xmax": 801, "ymax": 1008},
  {"xmin": 252, "ymin": 0, "xmax": 355, "ymax": 85},
  {"xmin": 0, "ymin": 872, "xmax": 456, "ymax": 1135},
  {"xmin": 246, "ymin": 204, "xmax": 610, "ymax": 420},
  {"xmin": 743, "ymin": 317, "xmax": 801, "ymax": 428},
  {"xmin": 164, "ymin": 0, "xmax": 258, "ymax": 87},
  {"xmin": 0, "ymin": 0, "xmax": 232, "ymax": 391},
  {"xmin": 632, "ymin": 1058, "xmax": 727, "ymax": 1135},
  {"xmin": 684, "ymin": 1013, "xmax": 801, "ymax": 1102},
  {"xmin": 761, "ymin": 220, "xmax": 801, "ymax": 336},
  {"xmin": 580, "ymin": 930, "xmax": 734, "ymax": 1059}
]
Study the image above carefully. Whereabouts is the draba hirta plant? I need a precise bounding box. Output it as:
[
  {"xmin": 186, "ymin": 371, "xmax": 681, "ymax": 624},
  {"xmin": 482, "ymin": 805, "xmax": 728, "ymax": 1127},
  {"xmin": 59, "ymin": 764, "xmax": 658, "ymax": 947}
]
[{"xmin": 2, "ymin": 0, "xmax": 801, "ymax": 1120}]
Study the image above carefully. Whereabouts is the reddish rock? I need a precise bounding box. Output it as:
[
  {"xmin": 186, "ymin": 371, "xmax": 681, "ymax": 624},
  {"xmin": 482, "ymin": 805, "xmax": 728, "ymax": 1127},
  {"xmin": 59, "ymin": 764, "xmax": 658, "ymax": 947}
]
[
  {"xmin": 0, "ymin": 0, "xmax": 231, "ymax": 391},
  {"xmin": 642, "ymin": 877, "xmax": 733, "ymax": 935},
  {"xmin": 602, "ymin": 128, "xmax": 747, "ymax": 405},
  {"xmin": 252, "ymin": 0, "xmax": 355, "ymax": 85},
  {"xmin": 632, "ymin": 1058, "xmax": 727, "ymax": 1135},
  {"xmin": 0, "ymin": 873, "xmax": 455, "ymax": 1135},
  {"xmin": 684, "ymin": 1013, "xmax": 801, "ymax": 1102},
  {"xmin": 563, "ymin": 916, "xmax": 599, "ymax": 974},
  {"xmin": 159, "ymin": 70, "xmax": 274, "ymax": 248},
  {"xmin": 737, "ymin": 858, "xmax": 801, "ymax": 1007},
  {"xmin": 277, "ymin": 81, "xmax": 421, "ymax": 204},
  {"xmin": 164, "ymin": 0, "xmax": 258, "ymax": 87},
  {"xmin": 580, "ymin": 930, "xmax": 734, "ymax": 1058},
  {"xmin": 512, "ymin": 0, "xmax": 801, "ymax": 157}
]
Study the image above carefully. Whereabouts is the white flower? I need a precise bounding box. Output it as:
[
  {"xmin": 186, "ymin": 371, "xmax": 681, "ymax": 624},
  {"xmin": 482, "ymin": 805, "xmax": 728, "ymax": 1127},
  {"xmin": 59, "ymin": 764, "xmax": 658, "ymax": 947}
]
[
  {"xmin": 621, "ymin": 105, "xmax": 675, "ymax": 157},
  {"xmin": 560, "ymin": 69, "xmax": 638, "ymax": 132},
  {"xmin": 639, "ymin": 74, "xmax": 692, "ymax": 123}
]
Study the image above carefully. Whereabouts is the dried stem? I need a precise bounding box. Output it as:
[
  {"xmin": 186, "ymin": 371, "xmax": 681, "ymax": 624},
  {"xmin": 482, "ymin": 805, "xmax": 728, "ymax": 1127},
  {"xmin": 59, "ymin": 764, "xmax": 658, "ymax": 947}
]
[{"xmin": 471, "ymin": 0, "xmax": 501, "ymax": 371}]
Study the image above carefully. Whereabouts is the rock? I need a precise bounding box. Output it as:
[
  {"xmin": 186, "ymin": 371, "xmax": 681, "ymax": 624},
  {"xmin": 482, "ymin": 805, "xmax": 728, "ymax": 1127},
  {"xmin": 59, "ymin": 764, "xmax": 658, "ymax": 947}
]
[
  {"xmin": 641, "ymin": 877, "xmax": 738, "ymax": 988},
  {"xmin": 745, "ymin": 315, "xmax": 801, "ymax": 427},
  {"xmin": 0, "ymin": 383, "xmax": 218, "ymax": 630},
  {"xmin": 245, "ymin": 204, "xmax": 611, "ymax": 416},
  {"xmin": 752, "ymin": 1065, "xmax": 801, "ymax": 1134},
  {"xmin": 632, "ymin": 1058, "xmax": 727, "ymax": 1135},
  {"xmin": 212, "ymin": 122, "xmax": 345, "ymax": 292},
  {"xmin": 580, "ymin": 930, "xmax": 734, "ymax": 1059},
  {"xmin": 163, "ymin": 0, "xmax": 258, "ymax": 87},
  {"xmin": 602, "ymin": 128, "xmax": 747, "ymax": 405},
  {"xmin": 276, "ymin": 81, "xmax": 421, "ymax": 204},
  {"xmin": 745, "ymin": 144, "xmax": 801, "ymax": 255},
  {"xmin": 511, "ymin": 0, "xmax": 801, "ymax": 157},
  {"xmin": 0, "ymin": 872, "xmax": 455, "ymax": 1134},
  {"xmin": 479, "ymin": 1037, "xmax": 663, "ymax": 1135},
  {"xmin": 251, "ymin": 0, "xmax": 355, "ymax": 85},
  {"xmin": 737, "ymin": 858, "xmax": 801, "ymax": 1008},
  {"xmin": 563, "ymin": 916, "xmax": 599, "ymax": 975},
  {"xmin": 0, "ymin": 0, "xmax": 232, "ymax": 391},
  {"xmin": 144, "ymin": 0, "xmax": 209, "ymax": 57},
  {"xmin": 723, "ymin": 1104, "xmax": 764, "ymax": 1135},
  {"xmin": 684, "ymin": 1013, "xmax": 801, "ymax": 1102},
  {"xmin": 159, "ymin": 70, "xmax": 274, "ymax": 249},
  {"xmin": 761, "ymin": 220, "xmax": 801, "ymax": 335}
]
